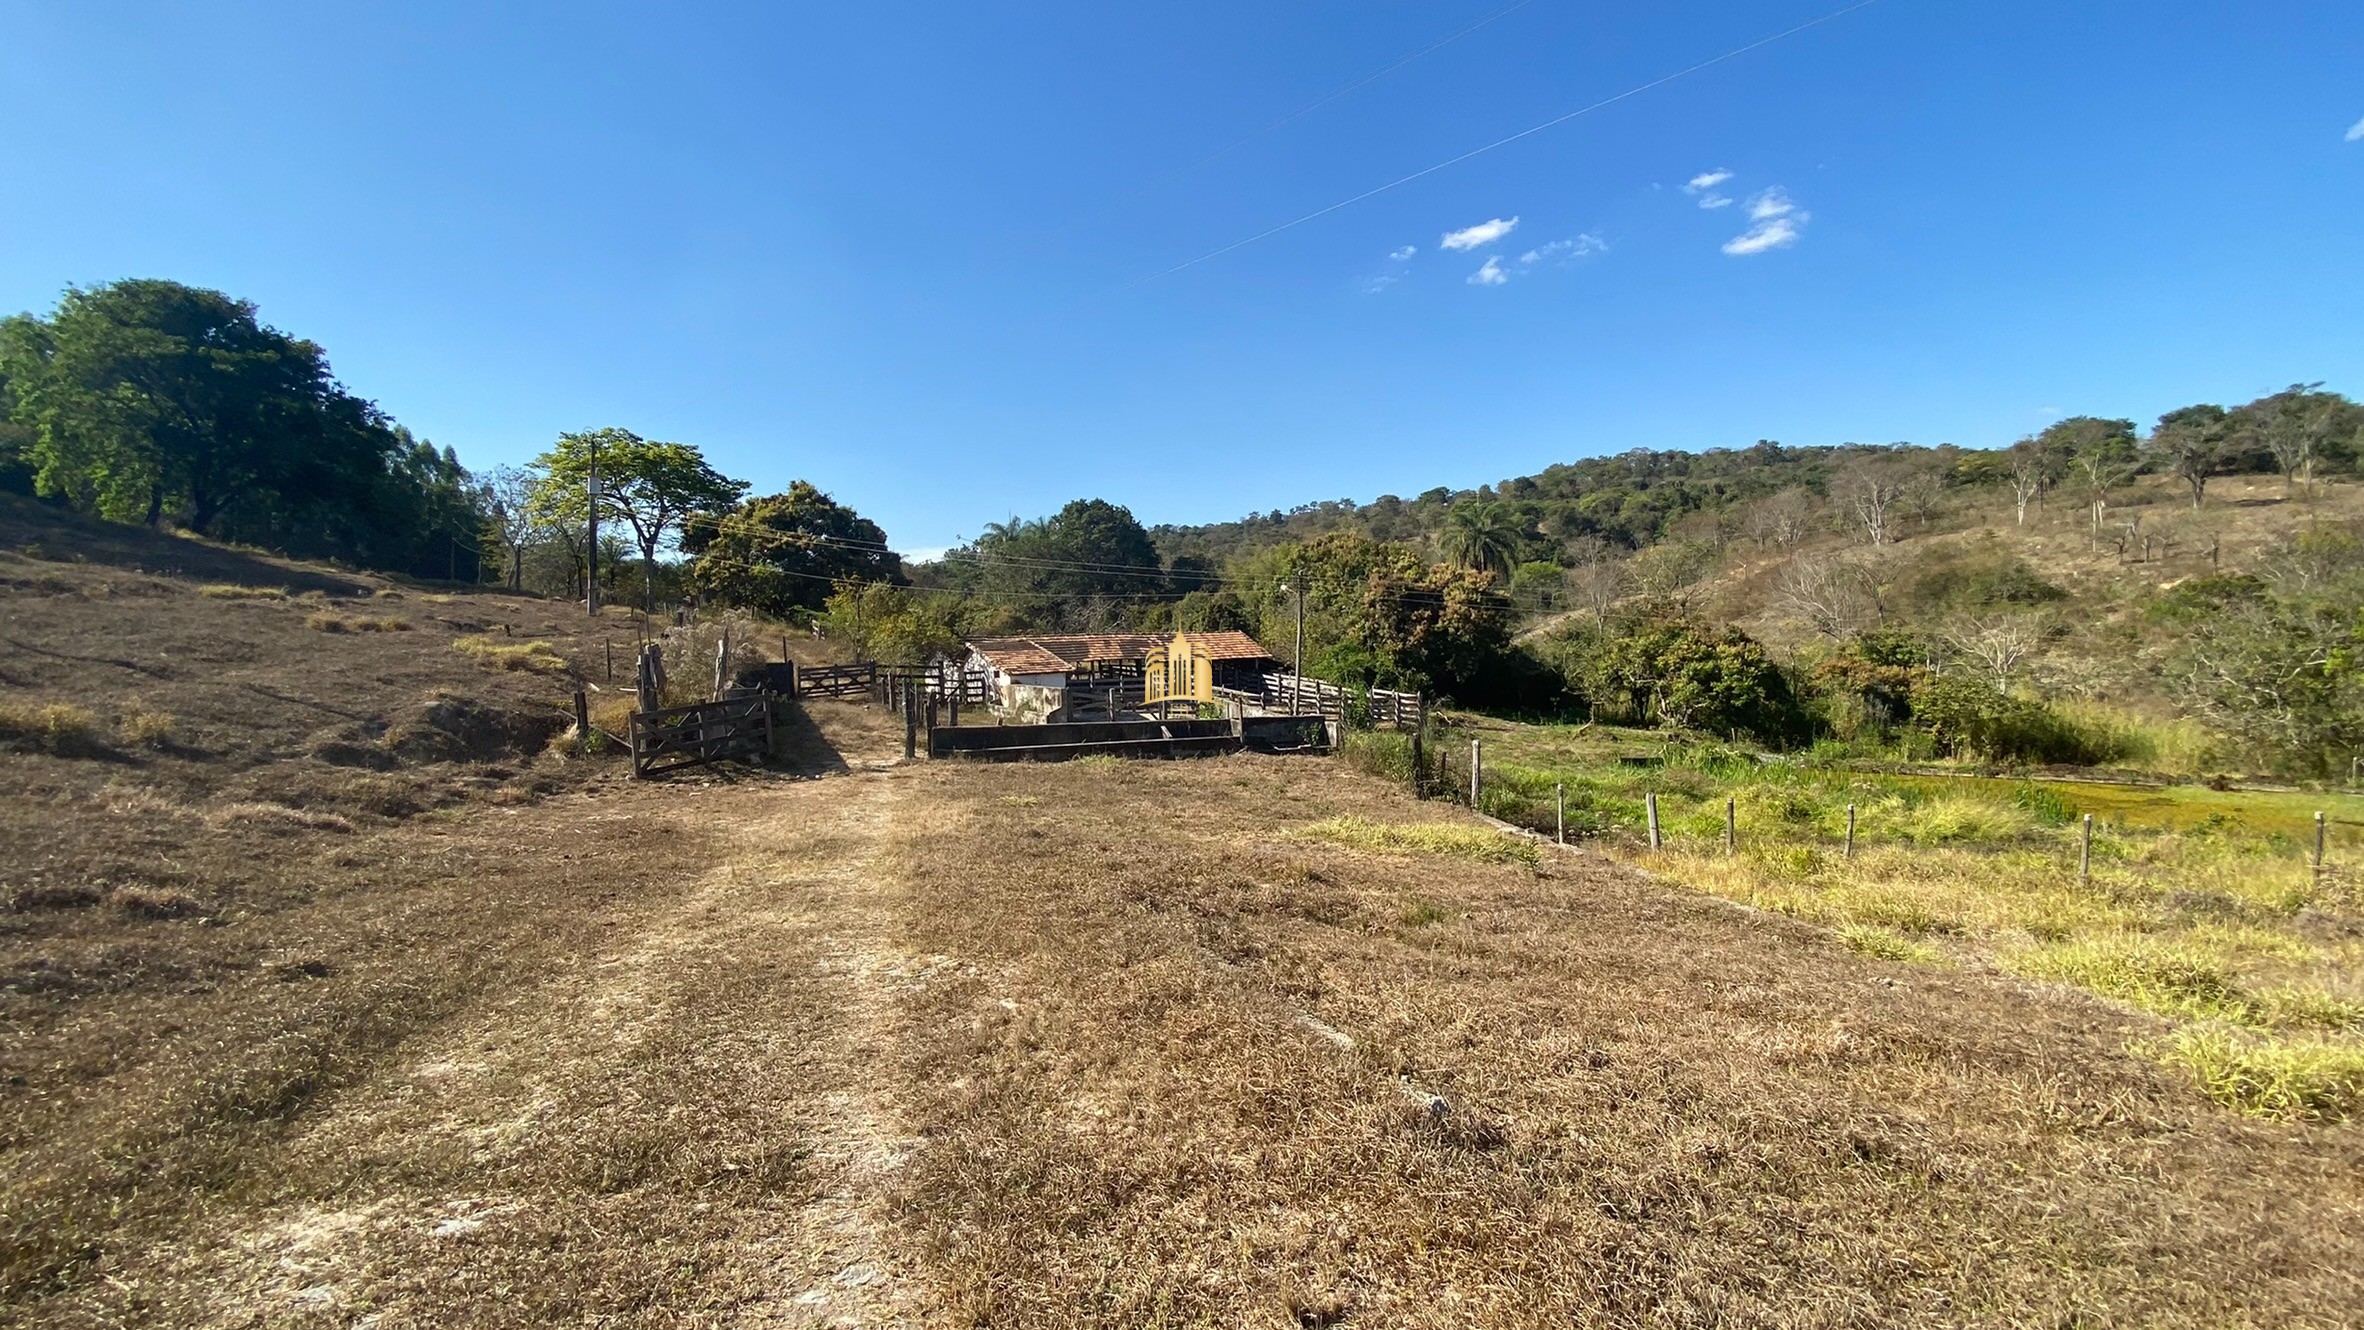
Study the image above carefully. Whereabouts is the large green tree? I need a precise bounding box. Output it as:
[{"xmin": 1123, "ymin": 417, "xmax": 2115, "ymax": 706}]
[
  {"xmin": 682, "ymin": 482, "xmax": 902, "ymax": 615},
  {"xmin": 0, "ymin": 279, "xmax": 485, "ymax": 577},
  {"xmin": 529, "ymin": 429, "xmax": 747, "ymax": 610}
]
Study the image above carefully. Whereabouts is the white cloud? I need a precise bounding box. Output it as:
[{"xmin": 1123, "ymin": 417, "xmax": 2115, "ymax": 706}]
[
  {"xmin": 1467, "ymin": 256, "xmax": 1509, "ymax": 286},
  {"xmin": 1361, "ymin": 274, "xmax": 1400, "ymax": 294},
  {"xmin": 2348, "ymin": 115, "xmax": 2364, "ymax": 142},
  {"xmin": 1722, "ymin": 189, "xmax": 1809, "ymax": 256},
  {"xmin": 1388, "ymin": 244, "xmax": 1417, "ymax": 261},
  {"xmin": 1682, "ymin": 168, "xmax": 1735, "ymax": 209},
  {"xmin": 1440, "ymin": 216, "xmax": 1519, "ymax": 251},
  {"xmin": 1723, "ymin": 216, "xmax": 1804, "ymax": 256},
  {"xmin": 1520, "ymin": 234, "xmax": 1607, "ymax": 265}
]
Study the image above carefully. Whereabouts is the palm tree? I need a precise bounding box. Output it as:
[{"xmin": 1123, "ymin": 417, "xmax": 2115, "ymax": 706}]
[{"xmin": 1440, "ymin": 503, "xmax": 1521, "ymax": 580}]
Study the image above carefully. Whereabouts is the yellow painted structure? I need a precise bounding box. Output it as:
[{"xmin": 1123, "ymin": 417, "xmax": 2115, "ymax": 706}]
[{"xmin": 1142, "ymin": 634, "xmax": 1214, "ymax": 707}]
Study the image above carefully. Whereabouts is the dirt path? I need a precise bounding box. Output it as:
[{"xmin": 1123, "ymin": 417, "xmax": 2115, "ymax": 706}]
[{"xmin": 86, "ymin": 769, "xmax": 946, "ymax": 1328}]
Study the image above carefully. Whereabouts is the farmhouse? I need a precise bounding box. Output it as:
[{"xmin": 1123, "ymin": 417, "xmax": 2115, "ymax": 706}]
[{"xmin": 964, "ymin": 630, "xmax": 1276, "ymax": 715}]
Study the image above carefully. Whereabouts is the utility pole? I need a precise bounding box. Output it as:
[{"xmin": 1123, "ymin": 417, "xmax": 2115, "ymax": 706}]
[
  {"xmin": 585, "ymin": 434, "xmax": 601, "ymax": 616},
  {"xmin": 1281, "ymin": 581, "xmax": 1305, "ymax": 713}
]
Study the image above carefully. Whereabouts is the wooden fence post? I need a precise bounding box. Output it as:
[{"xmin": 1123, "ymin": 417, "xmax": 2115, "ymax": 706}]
[
  {"xmin": 604, "ymin": 640, "xmax": 613, "ymax": 682},
  {"xmin": 1646, "ymin": 792, "xmax": 1661, "ymax": 851},
  {"xmin": 1556, "ymin": 783, "xmax": 1566, "ymax": 845},
  {"xmin": 1845, "ymin": 804, "xmax": 1856, "ymax": 859},
  {"xmin": 2079, "ymin": 814, "xmax": 2093, "ymax": 884},
  {"xmin": 1725, "ymin": 797, "xmax": 1737, "ymax": 857},
  {"xmin": 1410, "ymin": 729, "xmax": 1425, "ymax": 800},
  {"xmin": 904, "ymin": 683, "xmax": 917, "ymax": 760},
  {"xmin": 2315, "ymin": 811, "xmax": 2327, "ymax": 877},
  {"xmin": 1469, "ymin": 740, "xmax": 1482, "ymax": 808},
  {"xmin": 574, "ymin": 690, "xmax": 590, "ymax": 754}
]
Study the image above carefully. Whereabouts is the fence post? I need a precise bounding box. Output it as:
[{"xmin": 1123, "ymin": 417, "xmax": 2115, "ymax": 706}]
[
  {"xmin": 2079, "ymin": 814, "xmax": 2092, "ymax": 884},
  {"xmin": 1646, "ymin": 792, "xmax": 1661, "ymax": 851},
  {"xmin": 2315, "ymin": 811, "xmax": 2327, "ymax": 877},
  {"xmin": 904, "ymin": 683, "xmax": 917, "ymax": 760},
  {"xmin": 785, "ymin": 658, "xmax": 798, "ymax": 698},
  {"xmin": 574, "ymin": 690, "xmax": 590, "ymax": 755},
  {"xmin": 1556, "ymin": 783, "xmax": 1566, "ymax": 845},
  {"xmin": 1725, "ymin": 797, "xmax": 1737, "ymax": 857},
  {"xmin": 1469, "ymin": 740, "xmax": 1482, "ymax": 807},
  {"xmin": 1410, "ymin": 729, "xmax": 1424, "ymax": 800},
  {"xmin": 948, "ymin": 690, "xmax": 959, "ymax": 727},
  {"xmin": 605, "ymin": 640, "xmax": 613, "ymax": 682},
  {"xmin": 1845, "ymin": 804, "xmax": 1856, "ymax": 859}
]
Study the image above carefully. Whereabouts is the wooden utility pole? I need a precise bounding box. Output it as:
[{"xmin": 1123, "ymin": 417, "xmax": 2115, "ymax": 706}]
[{"xmin": 586, "ymin": 434, "xmax": 601, "ymax": 616}]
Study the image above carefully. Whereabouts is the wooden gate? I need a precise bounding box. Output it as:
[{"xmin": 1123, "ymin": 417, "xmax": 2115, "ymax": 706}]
[{"xmin": 630, "ymin": 694, "xmax": 774, "ymax": 777}]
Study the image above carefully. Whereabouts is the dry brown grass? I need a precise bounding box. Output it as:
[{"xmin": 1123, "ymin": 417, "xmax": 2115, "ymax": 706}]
[
  {"xmin": 305, "ymin": 611, "xmax": 411, "ymax": 633},
  {"xmin": 5, "ymin": 500, "xmax": 2362, "ymax": 1325}
]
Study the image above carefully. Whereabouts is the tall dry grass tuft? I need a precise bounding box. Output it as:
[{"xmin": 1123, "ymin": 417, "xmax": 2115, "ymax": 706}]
[
  {"xmin": 0, "ymin": 701, "xmax": 102, "ymax": 754},
  {"xmin": 453, "ymin": 636, "xmax": 570, "ymax": 676}
]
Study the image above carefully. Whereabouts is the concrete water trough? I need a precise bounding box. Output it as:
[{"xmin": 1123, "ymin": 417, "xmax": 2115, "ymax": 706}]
[{"xmin": 927, "ymin": 716, "xmax": 1333, "ymax": 762}]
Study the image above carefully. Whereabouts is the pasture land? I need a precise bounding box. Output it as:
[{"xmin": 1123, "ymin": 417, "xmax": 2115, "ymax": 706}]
[{"xmin": 5, "ymin": 509, "xmax": 2363, "ymax": 1326}]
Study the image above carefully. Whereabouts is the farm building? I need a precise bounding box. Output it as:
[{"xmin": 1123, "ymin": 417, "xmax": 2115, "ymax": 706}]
[{"xmin": 964, "ymin": 631, "xmax": 1276, "ymax": 717}]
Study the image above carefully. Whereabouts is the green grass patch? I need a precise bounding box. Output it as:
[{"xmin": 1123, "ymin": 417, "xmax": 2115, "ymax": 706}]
[
  {"xmin": 2148, "ymin": 1026, "xmax": 2364, "ymax": 1121},
  {"xmin": 2004, "ymin": 935, "xmax": 2245, "ymax": 1021},
  {"xmin": 1837, "ymin": 923, "xmax": 1943, "ymax": 965},
  {"xmin": 1298, "ymin": 815, "xmax": 1540, "ymax": 867}
]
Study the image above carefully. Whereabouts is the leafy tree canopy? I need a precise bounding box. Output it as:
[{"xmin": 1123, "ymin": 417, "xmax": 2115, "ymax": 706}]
[{"xmin": 682, "ymin": 482, "xmax": 901, "ymax": 616}]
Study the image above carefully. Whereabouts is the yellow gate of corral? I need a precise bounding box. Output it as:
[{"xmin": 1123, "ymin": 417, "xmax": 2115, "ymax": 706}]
[{"xmin": 1142, "ymin": 634, "xmax": 1214, "ymax": 712}]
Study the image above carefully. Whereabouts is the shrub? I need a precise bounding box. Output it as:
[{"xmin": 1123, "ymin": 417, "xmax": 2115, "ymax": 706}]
[
  {"xmin": 1911, "ymin": 674, "xmax": 2124, "ymax": 765},
  {"xmin": 305, "ymin": 612, "xmax": 352, "ymax": 633},
  {"xmin": 198, "ymin": 584, "xmax": 287, "ymax": 600}
]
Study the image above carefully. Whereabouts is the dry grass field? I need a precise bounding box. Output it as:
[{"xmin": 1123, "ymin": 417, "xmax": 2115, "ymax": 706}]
[{"xmin": 7, "ymin": 500, "xmax": 2364, "ymax": 1327}]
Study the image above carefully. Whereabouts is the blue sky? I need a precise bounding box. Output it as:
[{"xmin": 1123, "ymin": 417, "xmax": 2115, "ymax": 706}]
[{"xmin": 3, "ymin": 2, "xmax": 2360, "ymax": 555}]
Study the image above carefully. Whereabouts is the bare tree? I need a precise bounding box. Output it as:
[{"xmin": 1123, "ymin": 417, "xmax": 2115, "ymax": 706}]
[
  {"xmin": 1743, "ymin": 487, "xmax": 1816, "ymax": 550},
  {"xmin": 1563, "ymin": 536, "xmax": 1626, "ymax": 630},
  {"xmin": 1776, "ymin": 554, "xmax": 1885, "ymax": 640},
  {"xmin": 2006, "ymin": 438, "xmax": 2048, "ymax": 526},
  {"xmin": 1944, "ymin": 612, "xmax": 2053, "ymax": 692},
  {"xmin": 483, "ymin": 465, "xmax": 539, "ymax": 591},
  {"xmin": 1835, "ymin": 460, "xmax": 1909, "ymax": 546},
  {"xmin": 2073, "ymin": 445, "xmax": 2136, "ymax": 538}
]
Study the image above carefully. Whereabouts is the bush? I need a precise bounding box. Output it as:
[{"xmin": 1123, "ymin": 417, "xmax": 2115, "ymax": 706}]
[{"xmin": 1911, "ymin": 674, "xmax": 2124, "ymax": 765}]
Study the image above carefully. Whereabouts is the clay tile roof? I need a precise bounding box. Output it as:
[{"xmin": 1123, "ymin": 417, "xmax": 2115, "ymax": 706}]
[
  {"xmin": 967, "ymin": 638, "xmax": 1075, "ymax": 675},
  {"xmin": 1175, "ymin": 630, "xmax": 1276, "ymax": 661}
]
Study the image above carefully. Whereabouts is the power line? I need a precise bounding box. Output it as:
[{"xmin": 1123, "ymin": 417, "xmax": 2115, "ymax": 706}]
[{"xmin": 1122, "ymin": 0, "xmax": 1888, "ymax": 290}]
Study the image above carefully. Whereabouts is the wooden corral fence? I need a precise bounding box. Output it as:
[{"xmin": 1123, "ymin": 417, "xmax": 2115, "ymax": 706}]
[
  {"xmin": 1263, "ymin": 673, "xmax": 1348, "ymax": 722},
  {"xmin": 1367, "ymin": 687, "xmax": 1425, "ymax": 730},
  {"xmin": 796, "ymin": 662, "xmax": 877, "ymax": 699},
  {"xmin": 630, "ymin": 694, "xmax": 775, "ymax": 778}
]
